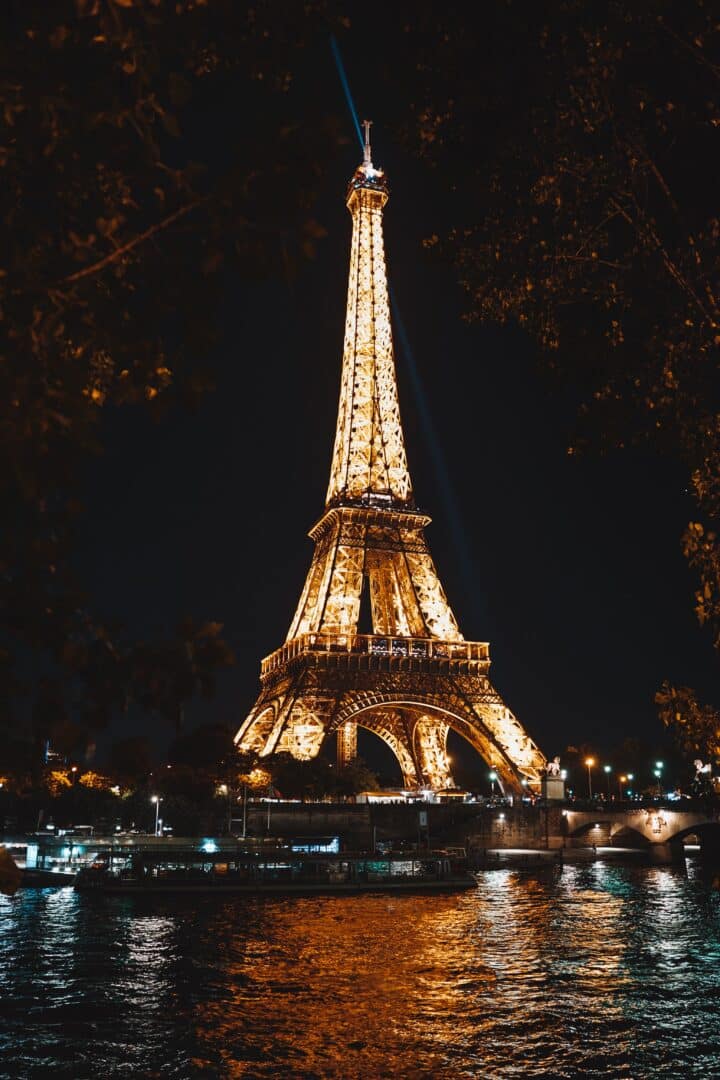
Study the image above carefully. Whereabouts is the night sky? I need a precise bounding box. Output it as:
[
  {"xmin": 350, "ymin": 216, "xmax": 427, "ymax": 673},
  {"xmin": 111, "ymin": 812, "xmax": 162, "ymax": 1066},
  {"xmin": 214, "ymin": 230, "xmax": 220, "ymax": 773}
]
[{"xmin": 75, "ymin": 25, "xmax": 717, "ymax": 776}]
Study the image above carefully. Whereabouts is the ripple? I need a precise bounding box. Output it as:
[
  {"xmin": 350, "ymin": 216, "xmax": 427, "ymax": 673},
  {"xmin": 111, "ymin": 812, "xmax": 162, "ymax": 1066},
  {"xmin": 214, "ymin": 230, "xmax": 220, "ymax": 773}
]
[{"xmin": 2, "ymin": 866, "xmax": 720, "ymax": 1076}]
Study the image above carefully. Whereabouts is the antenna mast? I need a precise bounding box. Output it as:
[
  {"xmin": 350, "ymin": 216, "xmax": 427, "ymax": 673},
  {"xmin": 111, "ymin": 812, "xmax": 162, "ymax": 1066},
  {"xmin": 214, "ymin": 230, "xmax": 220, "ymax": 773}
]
[{"xmin": 362, "ymin": 119, "xmax": 372, "ymax": 166}]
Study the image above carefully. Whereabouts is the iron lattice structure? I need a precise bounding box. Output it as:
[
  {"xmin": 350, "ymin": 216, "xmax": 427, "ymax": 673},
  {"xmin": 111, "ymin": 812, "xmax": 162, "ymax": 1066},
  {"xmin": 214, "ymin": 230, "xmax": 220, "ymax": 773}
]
[{"xmin": 235, "ymin": 129, "xmax": 546, "ymax": 793}]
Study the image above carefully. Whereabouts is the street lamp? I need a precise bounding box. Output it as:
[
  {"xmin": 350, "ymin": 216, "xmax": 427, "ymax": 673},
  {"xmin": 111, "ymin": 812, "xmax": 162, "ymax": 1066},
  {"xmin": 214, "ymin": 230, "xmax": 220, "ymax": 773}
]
[
  {"xmin": 654, "ymin": 761, "xmax": 664, "ymax": 796},
  {"xmin": 603, "ymin": 765, "xmax": 612, "ymax": 797},
  {"xmin": 489, "ymin": 771, "xmax": 498, "ymax": 797},
  {"xmin": 585, "ymin": 757, "xmax": 595, "ymax": 799},
  {"xmin": 618, "ymin": 774, "xmax": 627, "ymax": 799},
  {"xmin": 627, "ymin": 772, "xmax": 634, "ymax": 797},
  {"xmin": 150, "ymin": 795, "xmax": 163, "ymax": 837}
]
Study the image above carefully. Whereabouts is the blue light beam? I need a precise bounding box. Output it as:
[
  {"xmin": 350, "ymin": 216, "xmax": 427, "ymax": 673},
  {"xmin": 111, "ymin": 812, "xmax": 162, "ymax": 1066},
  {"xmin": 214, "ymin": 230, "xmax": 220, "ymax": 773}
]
[
  {"xmin": 328, "ymin": 35, "xmax": 486, "ymax": 630},
  {"xmin": 330, "ymin": 35, "xmax": 364, "ymax": 152},
  {"xmin": 391, "ymin": 293, "xmax": 488, "ymax": 630}
]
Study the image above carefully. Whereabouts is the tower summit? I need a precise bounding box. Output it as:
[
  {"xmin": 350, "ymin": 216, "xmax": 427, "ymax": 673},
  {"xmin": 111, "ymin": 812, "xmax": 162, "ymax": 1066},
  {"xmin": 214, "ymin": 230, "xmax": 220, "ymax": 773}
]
[
  {"xmin": 235, "ymin": 131, "xmax": 546, "ymax": 793},
  {"xmin": 326, "ymin": 119, "xmax": 412, "ymax": 509}
]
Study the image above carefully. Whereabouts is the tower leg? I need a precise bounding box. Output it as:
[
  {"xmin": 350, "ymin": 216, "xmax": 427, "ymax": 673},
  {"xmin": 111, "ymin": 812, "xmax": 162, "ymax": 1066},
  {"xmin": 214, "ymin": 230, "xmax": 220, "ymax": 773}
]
[
  {"xmin": 337, "ymin": 720, "xmax": 358, "ymax": 769},
  {"xmin": 413, "ymin": 715, "xmax": 454, "ymax": 790}
]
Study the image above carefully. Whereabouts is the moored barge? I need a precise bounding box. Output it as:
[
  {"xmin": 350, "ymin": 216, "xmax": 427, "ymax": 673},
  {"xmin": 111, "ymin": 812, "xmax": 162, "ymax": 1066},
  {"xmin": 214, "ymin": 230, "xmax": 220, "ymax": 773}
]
[{"xmin": 74, "ymin": 839, "xmax": 476, "ymax": 894}]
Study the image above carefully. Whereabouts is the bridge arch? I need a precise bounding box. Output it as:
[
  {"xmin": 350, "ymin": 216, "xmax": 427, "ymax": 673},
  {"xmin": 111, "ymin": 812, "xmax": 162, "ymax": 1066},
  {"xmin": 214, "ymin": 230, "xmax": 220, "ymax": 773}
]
[
  {"xmin": 665, "ymin": 820, "xmax": 720, "ymax": 849},
  {"xmin": 564, "ymin": 809, "xmax": 720, "ymax": 850},
  {"xmin": 609, "ymin": 824, "xmax": 652, "ymax": 848}
]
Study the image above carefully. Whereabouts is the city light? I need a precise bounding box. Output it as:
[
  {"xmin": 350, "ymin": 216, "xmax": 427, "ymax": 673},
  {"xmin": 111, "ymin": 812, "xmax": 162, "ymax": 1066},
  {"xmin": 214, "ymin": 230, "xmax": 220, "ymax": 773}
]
[
  {"xmin": 603, "ymin": 764, "xmax": 612, "ymax": 797},
  {"xmin": 585, "ymin": 757, "xmax": 595, "ymax": 798},
  {"xmin": 150, "ymin": 795, "xmax": 163, "ymax": 837}
]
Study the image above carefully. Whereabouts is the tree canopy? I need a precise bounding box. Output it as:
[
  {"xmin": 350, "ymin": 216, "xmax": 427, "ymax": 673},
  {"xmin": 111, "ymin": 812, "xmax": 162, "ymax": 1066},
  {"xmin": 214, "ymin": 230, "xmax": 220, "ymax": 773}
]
[
  {"xmin": 404, "ymin": 0, "xmax": 720, "ymax": 742},
  {"xmin": 1, "ymin": 0, "xmax": 341, "ymax": 746}
]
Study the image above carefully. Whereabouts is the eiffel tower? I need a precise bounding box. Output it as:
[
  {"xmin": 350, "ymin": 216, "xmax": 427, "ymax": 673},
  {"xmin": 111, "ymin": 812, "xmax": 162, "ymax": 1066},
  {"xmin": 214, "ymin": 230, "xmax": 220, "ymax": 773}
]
[{"xmin": 235, "ymin": 124, "xmax": 546, "ymax": 793}]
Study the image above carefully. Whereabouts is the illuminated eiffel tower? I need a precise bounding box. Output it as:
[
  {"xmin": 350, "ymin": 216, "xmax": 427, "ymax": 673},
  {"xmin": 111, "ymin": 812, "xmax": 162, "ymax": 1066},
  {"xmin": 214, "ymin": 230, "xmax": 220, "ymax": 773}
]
[{"xmin": 235, "ymin": 124, "xmax": 546, "ymax": 793}]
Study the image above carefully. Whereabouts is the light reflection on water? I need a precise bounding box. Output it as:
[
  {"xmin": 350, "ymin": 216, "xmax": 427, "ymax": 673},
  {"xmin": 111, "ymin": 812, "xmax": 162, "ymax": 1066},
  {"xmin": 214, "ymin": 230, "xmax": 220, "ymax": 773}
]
[{"xmin": 1, "ymin": 862, "xmax": 720, "ymax": 1077}]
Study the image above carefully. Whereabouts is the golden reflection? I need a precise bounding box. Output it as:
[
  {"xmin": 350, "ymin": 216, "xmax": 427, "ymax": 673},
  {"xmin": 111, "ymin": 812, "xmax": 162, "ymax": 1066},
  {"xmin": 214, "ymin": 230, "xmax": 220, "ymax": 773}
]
[
  {"xmin": 186, "ymin": 868, "xmax": 643, "ymax": 1077},
  {"xmin": 191, "ymin": 895, "xmax": 473, "ymax": 1076}
]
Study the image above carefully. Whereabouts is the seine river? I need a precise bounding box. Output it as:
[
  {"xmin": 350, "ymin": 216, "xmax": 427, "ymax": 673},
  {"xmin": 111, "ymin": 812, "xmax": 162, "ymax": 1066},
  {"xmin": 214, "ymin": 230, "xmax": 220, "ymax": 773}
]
[{"xmin": 2, "ymin": 860, "xmax": 720, "ymax": 1078}]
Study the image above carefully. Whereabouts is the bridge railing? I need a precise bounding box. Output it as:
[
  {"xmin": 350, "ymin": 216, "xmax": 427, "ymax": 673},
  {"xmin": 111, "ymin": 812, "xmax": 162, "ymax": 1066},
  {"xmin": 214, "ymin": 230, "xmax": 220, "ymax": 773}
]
[
  {"xmin": 556, "ymin": 797, "xmax": 720, "ymax": 813},
  {"xmin": 261, "ymin": 633, "xmax": 490, "ymax": 677}
]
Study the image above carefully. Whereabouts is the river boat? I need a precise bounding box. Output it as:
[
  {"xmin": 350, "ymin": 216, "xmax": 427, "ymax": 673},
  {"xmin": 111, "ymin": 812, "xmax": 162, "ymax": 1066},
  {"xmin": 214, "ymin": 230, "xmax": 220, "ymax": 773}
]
[{"xmin": 74, "ymin": 839, "xmax": 476, "ymax": 895}]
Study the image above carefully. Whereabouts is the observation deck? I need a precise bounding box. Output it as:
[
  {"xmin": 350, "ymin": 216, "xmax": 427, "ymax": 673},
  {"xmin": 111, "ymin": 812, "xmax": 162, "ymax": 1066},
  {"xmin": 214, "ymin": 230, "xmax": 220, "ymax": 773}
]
[{"xmin": 260, "ymin": 632, "xmax": 490, "ymax": 682}]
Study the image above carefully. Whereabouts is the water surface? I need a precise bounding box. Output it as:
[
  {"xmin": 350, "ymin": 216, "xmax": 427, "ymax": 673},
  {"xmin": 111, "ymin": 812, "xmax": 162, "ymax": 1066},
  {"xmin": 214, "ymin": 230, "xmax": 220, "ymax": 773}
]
[{"xmin": 1, "ymin": 861, "xmax": 719, "ymax": 1078}]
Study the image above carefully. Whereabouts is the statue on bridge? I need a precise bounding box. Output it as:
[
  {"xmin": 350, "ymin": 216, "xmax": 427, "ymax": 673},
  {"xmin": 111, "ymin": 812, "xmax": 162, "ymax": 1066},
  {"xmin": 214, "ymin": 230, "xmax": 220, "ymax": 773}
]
[
  {"xmin": 692, "ymin": 759, "xmax": 713, "ymax": 798},
  {"xmin": 541, "ymin": 756, "xmax": 565, "ymax": 802}
]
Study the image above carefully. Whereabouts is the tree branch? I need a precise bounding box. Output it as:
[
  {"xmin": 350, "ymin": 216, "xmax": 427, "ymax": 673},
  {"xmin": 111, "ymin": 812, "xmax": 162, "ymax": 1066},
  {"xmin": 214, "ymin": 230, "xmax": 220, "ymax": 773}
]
[{"xmin": 57, "ymin": 197, "xmax": 209, "ymax": 287}]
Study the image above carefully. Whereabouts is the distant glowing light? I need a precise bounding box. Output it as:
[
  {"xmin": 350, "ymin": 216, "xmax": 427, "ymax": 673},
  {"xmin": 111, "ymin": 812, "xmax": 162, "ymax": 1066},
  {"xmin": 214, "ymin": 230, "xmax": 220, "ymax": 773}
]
[{"xmin": 201, "ymin": 840, "xmax": 218, "ymax": 854}]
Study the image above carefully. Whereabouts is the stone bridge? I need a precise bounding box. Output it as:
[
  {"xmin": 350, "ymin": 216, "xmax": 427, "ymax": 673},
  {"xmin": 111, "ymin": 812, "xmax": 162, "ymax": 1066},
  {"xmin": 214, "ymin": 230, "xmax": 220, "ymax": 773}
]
[{"xmin": 562, "ymin": 804, "xmax": 720, "ymax": 862}]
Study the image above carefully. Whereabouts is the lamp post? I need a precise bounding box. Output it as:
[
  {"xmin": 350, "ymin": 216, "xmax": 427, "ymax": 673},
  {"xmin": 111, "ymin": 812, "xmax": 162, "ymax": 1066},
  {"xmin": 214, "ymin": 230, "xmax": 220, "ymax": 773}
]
[
  {"xmin": 618, "ymin": 774, "xmax": 627, "ymax": 800},
  {"xmin": 150, "ymin": 795, "xmax": 163, "ymax": 837},
  {"xmin": 627, "ymin": 772, "xmax": 634, "ymax": 797},
  {"xmin": 489, "ymin": 771, "xmax": 497, "ymax": 797},
  {"xmin": 654, "ymin": 761, "xmax": 664, "ymax": 796},
  {"xmin": 604, "ymin": 765, "xmax": 612, "ymax": 798},
  {"xmin": 585, "ymin": 757, "xmax": 595, "ymax": 799}
]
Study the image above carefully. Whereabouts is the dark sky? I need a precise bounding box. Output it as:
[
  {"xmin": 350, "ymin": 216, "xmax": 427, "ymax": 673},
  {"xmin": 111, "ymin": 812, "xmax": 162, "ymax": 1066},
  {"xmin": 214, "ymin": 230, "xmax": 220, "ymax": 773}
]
[{"xmin": 76, "ymin": 23, "xmax": 717, "ymax": 777}]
